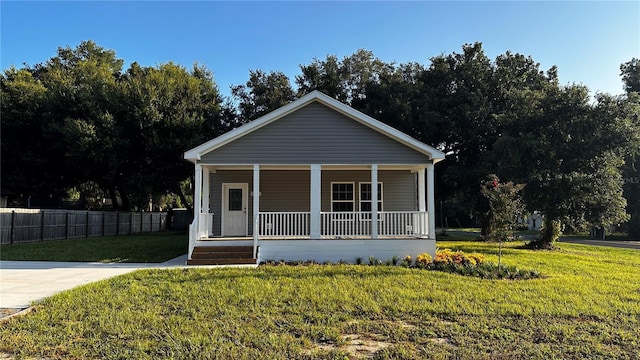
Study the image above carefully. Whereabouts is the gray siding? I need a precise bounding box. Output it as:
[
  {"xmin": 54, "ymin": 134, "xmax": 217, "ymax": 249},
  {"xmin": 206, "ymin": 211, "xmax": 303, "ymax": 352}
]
[
  {"xmin": 200, "ymin": 102, "xmax": 429, "ymax": 164},
  {"xmin": 321, "ymin": 170, "xmax": 416, "ymax": 212},
  {"xmin": 208, "ymin": 169, "xmax": 416, "ymax": 236},
  {"xmin": 260, "ymin": 171, "xmax": 310, "ymax": 212}
]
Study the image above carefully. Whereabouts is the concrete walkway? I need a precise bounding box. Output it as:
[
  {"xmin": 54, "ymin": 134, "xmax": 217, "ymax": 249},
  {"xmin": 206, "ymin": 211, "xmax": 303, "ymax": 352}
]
[{"xmin": 0, "ymin": 255, "xmax": 187, "ymax": 308}]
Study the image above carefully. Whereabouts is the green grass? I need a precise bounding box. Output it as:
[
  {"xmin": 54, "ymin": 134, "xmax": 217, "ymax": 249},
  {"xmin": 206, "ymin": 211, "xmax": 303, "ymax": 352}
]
[
  {"xmin": 1, "ymin": 241, "xmax": 639, "ymax": 359},
  {"xmin": 436, "ymin": 230, "xmax": 480, "ymax": 241},
  {"xmin": 0, "ymin": 231, "xmax": 187, "ymax": 263}
]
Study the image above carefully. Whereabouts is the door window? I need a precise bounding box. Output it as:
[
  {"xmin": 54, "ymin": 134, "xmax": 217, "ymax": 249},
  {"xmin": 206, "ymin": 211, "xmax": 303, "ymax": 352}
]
[{"xmin": 228, "ymin": 189, "xmax": 243, "ymax": 211}]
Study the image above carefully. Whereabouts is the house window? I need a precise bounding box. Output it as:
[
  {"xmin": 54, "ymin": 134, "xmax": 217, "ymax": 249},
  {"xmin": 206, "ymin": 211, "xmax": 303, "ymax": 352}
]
[
  {"xmin": 360, "ymin": 182, "xmax": 383, "ymax": 212},
  {"xmin": 331, "ymin": 182, "xmax": 354, "ymax": 212}
]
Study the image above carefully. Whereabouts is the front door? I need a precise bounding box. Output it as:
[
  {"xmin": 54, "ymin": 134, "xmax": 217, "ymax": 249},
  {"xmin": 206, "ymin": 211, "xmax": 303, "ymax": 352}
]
[{"xmin": 222, "ymin": 183, "xmax": 248, "ymax": 236}]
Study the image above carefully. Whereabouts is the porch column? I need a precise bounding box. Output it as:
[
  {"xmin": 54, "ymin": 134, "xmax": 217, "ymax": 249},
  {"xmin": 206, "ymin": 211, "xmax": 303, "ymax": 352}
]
[
  {"xmin": 417, "ymin": 168, "xmax": 426, "ymax": 212},
  {"xmin": 253, "ymin": 165, "xmax": 260, "ymax": 254},
  {"xmin": 371, "ymin": 164, "xmax": 378, "ymax": 239},
  {"xmin": 202, "ymin": 167, "xmax": 210, "ymax": 236},
  {"xmin": 310, "ymin": 164, "xmax": 321, "ymax": 239},
  {"xmin": 194, "ymin": 163, "xmax": 203, "ymax": 237},
  {"xmin": 426, "ymin": 163, "xmax": 436, "ymax": 239}
]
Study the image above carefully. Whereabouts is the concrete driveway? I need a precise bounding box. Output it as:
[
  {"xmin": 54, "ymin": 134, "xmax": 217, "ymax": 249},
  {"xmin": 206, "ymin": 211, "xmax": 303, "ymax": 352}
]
[{"xmin": 0, "ymin": 255, "xmax": 187, "ymax": 308}]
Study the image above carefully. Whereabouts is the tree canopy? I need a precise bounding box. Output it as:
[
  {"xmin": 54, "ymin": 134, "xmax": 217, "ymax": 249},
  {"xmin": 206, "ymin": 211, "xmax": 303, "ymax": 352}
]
[
  {"xmin": 2, "ymin": 41, "xmax": 639, "ymax": 245},
  {"xmin": 1, "ymin": 41, "xmax": 227, "ymax": 210}
]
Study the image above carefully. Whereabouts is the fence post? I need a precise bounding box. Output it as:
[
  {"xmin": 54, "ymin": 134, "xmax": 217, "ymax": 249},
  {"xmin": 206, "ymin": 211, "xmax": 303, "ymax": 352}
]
[
  {"xmin": 102, "ymin": 212, "xmax": 106, "ymax": 236},
  {"xmin": 86, "ymin": 211, "xmax": 90, "ymax": 238},
  {"xmin": 129, "ymin": 212, "xmax": 133, "ymax": 235},
  {"xmin": 116, "ymin": 211, "xmax": 120, "ymax": 236},
  {"xmin": 40, "ymin": 211, "xmax": 46, "ymax": 241},
  {"xmin": 65, "ymin": 211, "xmax": 69, "ymax": 240},
  {"xmin": 10, "ymin": 210, "xmax": 15, "ymax": 245},
  {"xmin": 140, "ymin": 210, "xmax": 143, "ymax": 233}
]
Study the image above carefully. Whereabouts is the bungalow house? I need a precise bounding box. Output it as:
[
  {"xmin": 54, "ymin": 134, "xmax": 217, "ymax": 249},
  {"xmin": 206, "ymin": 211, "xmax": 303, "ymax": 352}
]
[{"xmin": 184, "ymin": 90, "xmax": 445, "ymax": 265}]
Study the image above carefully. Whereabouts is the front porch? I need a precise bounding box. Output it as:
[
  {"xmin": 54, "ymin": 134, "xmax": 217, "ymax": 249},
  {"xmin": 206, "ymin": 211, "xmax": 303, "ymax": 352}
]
[{"xmin": 188, "ymin": 164, "xmax": 437, "ymax": 263}]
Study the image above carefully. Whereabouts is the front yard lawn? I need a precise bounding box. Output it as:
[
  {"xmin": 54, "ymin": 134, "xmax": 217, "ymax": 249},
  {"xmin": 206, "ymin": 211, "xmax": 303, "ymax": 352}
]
[
  {"xmin": 0, "ymin": 231, "xmax": 187, "ymax": 263},
  {"xmin": 1, "ymin": 241, "xmax": 639, "ymax": 359}
]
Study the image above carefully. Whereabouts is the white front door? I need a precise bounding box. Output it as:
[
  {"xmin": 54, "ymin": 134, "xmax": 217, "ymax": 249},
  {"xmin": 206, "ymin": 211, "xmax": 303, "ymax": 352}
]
[{"xmin": 222, "ymin": 183, "xmax": 248, "ymax": 236}]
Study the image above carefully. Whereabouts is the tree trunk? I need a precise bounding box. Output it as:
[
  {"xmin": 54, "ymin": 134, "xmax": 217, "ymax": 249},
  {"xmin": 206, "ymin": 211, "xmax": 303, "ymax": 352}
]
[
  {"xmin": 480, "ymin": 214, "xmax": 494, "ymax": 240},
  {"xmin": 118, "ymin": 188, "xmax": 131, "ymax": 211},
  {"xmin": 538, "ymin": 217, "xmax": 561, "ymax": 249},
  {"xmin": 109, "ymin": 187, "xmax": 119, "ymax": 211},
  {"xmin": 177, "ymin": 185, "xmax": 193, "ymax": 215}
]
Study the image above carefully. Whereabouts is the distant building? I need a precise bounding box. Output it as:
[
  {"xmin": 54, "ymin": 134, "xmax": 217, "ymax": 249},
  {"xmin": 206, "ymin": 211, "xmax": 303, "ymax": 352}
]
[{"xmin": 519, "ymin": 211, "xmax": 544, "ymax": 231}]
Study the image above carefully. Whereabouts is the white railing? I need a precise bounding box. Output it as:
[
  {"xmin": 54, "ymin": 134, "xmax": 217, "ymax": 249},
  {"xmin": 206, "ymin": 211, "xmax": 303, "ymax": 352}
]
[
  {"xmin": 321, "ymin": 212, "xmax": 372, "ymax": 238},
  {"xmin": 188, "ymin": 220, "xmax": 197, "ymax": 259},
  {"xmin": 321, "ymin": 211, "xmax": 428, "ymax": 238},
  {"xmin": 378, "ymin": 211, "xmax": 428, "ymax": 237},
  {"xmin": 258, "ymin": 212, "xmax": 310, "ymax": 239},
  {"xmin": 198, "ymin": 213, "xmax": 214, "ymax": 238},
  {"xmin": 251, "ymin": 211, "xmax": 428, "ymax": 240}
]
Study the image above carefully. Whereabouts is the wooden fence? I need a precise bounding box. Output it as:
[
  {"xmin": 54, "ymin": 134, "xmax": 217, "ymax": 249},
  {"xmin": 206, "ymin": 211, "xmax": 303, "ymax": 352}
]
[{"xmin": 0, "ymin": 208, "xmax": 168, "ymax": 245}]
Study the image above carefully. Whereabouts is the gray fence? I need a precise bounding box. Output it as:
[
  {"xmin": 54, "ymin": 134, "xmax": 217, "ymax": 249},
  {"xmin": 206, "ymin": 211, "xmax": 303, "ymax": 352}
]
[{"xmin": 0, "ymin": 208, "xmax": 168, "ymax": 245}]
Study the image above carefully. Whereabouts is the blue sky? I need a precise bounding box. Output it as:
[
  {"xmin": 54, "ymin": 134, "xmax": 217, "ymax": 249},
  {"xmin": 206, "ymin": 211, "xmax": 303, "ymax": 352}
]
[{"xmin": 1, "ymin": 1, "xmax": 638, "ymax": 98}]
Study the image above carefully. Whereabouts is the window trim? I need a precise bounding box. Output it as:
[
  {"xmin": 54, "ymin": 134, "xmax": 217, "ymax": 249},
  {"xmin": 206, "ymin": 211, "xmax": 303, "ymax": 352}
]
[
  {"xmin": 330, "ymin": 182, "xmax": 355, "ymax": 212},
  {"xmin": 359, "ymin": 182, "xmax": 383, "ymax": 212}
]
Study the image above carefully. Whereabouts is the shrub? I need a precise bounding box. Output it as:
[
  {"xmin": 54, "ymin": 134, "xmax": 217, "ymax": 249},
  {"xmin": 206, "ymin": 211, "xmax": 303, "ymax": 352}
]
[
  {"xmin": 434, "ymin": 248, "xmax": 484, "ymax": 267},
  {"xmin": 428, "ymin": 249, "xmax": 538, "ymax": 280},
  {"xmin": 400, "ymin": 255, "xmax": 412, "ymax": 267},
  {"xmin": 415, "ymin": 253, "xmax": 433, "ymax": 268}
]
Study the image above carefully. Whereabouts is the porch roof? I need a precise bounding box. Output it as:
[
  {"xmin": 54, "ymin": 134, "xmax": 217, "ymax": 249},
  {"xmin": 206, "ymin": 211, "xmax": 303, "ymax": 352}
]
[{"xmin": 184, "ymin": 90, "xmax": 445, "ymax": 164}]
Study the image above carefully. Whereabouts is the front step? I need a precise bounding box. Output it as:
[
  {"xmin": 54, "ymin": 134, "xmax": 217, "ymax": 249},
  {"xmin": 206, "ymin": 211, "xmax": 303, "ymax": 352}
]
[
  {"xmin": 187, "ymin": 258, "xmax": 257, "ymax": 265},
  {"xmin": 187, "ymin": 246, "xmax": 256, "ymax": 265}
]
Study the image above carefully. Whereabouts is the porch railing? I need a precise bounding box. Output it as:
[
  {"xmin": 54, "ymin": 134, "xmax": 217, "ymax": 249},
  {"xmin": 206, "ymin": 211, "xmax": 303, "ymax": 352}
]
[
  {"xmin": 253, "ymin": 211, "xmax": 428, "ymax": 240},
  {"xmin": 378, "ymin": 211, "xmax": 428, "ymax": 237},
  {"xmin": 258, "ymin": 212, "xmax": 311, "ymax": 238},
  {"xmin": 321, "ymin": 211, "xmax": 428, "ymax": 238},
  {"xmin": 198, "ymin": 213, "xmax": 214, "ymax": 238},
  {"xmin": 321, "ymin": 212, "xmax": 371, "ymax": 237}
]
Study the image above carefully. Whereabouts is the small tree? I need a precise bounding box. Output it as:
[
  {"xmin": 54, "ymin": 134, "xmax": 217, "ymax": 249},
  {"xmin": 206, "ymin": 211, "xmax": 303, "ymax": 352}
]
[{"xmin": 481, "ymin": 175, "xmax": 525, "ymax": 269}]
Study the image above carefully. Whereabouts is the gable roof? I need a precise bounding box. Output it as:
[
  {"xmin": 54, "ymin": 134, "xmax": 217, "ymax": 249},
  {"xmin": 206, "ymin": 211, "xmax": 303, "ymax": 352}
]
[{"xmin": 184, "ymin": 90, "xmax": 445, "ymax": 163}]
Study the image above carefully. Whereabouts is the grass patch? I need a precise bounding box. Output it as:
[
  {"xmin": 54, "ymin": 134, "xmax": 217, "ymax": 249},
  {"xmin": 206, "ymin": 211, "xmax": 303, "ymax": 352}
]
[
  {"xmin": 1, "ymin": 241, "xmax": 639, "ymax": 359},
  {"xmin": 0, "ymin": 231, "xmax": 187, "ymax": 263},
  {"xmin": 436, "ymin": 231, "xmax": 480, "ymax": 241}
]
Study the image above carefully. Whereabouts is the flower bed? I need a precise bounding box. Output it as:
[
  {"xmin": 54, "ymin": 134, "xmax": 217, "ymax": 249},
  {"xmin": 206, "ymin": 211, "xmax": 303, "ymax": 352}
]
[{"xmin": 414, "ymin": 248, "xmax": 541, "ymax": 280}]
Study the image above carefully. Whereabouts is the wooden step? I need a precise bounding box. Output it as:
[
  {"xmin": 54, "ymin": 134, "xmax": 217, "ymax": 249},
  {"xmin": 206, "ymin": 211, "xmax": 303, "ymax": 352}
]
[
  {"xmin": 193, "ymin": 246, "xmax": 252, "ymax": 253},
  {"xmin": 187, "ymin": 258, "xmax": 257, "ymax": 265},
  {"xmin": 191, "ymin": 251, "xmax": 252, "ymax": 259},
  {"xmin": 188, "ymin": 246, "xmax": 256, "ymax": 265}
]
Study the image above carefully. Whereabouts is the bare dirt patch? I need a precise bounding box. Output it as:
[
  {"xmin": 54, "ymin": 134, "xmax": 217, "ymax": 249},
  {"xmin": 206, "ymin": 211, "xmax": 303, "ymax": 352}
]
[
  {"xmin": 342, "ymin": 333, "xmax": 392, "ymax": 358},
  {"xmin": 304, "ymin": 327, "xmax": 396, "ymax": 359}
]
